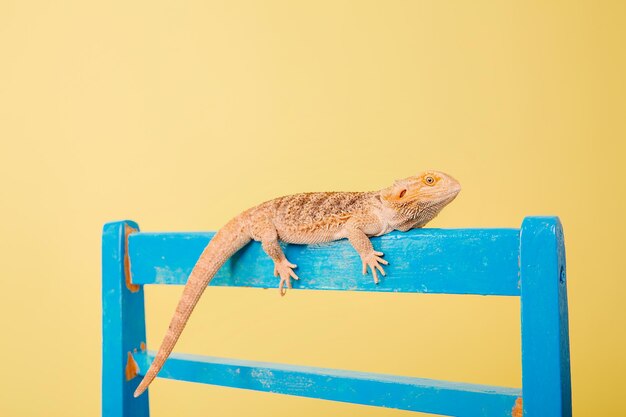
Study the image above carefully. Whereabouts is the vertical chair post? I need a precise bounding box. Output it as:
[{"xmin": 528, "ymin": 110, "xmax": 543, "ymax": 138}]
[
  {"xmin": 520, "ymin": 217, "xmax": 572, "ymax": 417},
  {"xmin": 102, "ymin": 221, "xmax": 150, "ymax": 417}
]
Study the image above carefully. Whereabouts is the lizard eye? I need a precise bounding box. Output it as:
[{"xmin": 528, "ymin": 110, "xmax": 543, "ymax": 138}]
[
  {"xmin": 399, "ymin": 189, "xmax": 407, "ymax": 198},
  {"xmin": 424, "ymin": 175, "xmax": 436, "ymax": 186}
]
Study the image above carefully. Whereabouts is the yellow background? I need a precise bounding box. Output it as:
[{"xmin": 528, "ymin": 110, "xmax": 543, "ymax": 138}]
[{"xmin": 1, "ymin": 1, "xmax": 624, "ymax": 416}]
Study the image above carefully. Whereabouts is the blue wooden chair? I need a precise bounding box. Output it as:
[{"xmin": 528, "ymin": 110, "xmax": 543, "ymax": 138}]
[{"xmin": 102, "ymin": 216, "xmax": 571, "ymax": 417}]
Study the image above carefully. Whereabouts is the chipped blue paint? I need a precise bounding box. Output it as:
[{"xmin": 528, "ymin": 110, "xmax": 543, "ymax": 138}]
[
  {"xmin": 103, "ymin": 216, "xmax": 572, "ymax": 416},
  {"xmin": 129, "ymin": 228, "xmax": 521, "ymax": 295},
  {"xmin": 133, "ymin": 351, "xmax": 521, "ymax": 417},
  {"xmin": 102, "ymin": 221, "xmax": 149, "ymax": 417}
]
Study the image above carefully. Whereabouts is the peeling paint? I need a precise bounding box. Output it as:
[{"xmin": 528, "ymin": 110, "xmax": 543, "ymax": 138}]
[
  {"xmin": 140, "ymin": 341, "xmax": 146, "ymax": 351},
  {"xmin": 251, "ymin": 368, "xmax": 275, "ymax": 389},
  {"xmin": 129, "ymin": 228, "xmax": 522, "ymax": 295},
  {"xmin": 124, "ymin": 224, "xmax": 140, "ymax": 293},
  {"xmin": 125, "ymin": 351, "xmax": 139, "ymax": 381},
  {"xmin": 511, "ymin": 397, "xmax": 523, "ymax": 417}
]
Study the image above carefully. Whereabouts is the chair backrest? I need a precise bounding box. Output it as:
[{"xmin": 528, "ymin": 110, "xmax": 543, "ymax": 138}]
[{"xmin": 102, "ymin": 216, "xmax": 571, "ymax": 417}]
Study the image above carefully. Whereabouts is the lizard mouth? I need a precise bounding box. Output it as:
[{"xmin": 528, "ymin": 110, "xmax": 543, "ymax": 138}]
[{"xmin": 424, "ymin": 189, "xmax": 460, "ymax": 209}]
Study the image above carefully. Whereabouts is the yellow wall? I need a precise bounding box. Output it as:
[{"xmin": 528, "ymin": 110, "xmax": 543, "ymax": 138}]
[{"xmin": 1, "ymin": 1, "xmax": 624, "ymax": 416}]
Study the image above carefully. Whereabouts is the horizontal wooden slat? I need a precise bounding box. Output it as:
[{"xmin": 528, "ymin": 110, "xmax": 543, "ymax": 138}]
[
  {"xmin": 129, "ymin": 228, "xmax": 521, "ymax": 295},
  {"xmin": 133, "ymin": 351, "xmax": 521, "ymax": 417}
]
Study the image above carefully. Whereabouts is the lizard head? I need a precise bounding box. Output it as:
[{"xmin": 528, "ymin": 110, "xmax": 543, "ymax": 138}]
[{"xmin": 381, "ymin": 171, "xmax": 461, "ymax": 225}]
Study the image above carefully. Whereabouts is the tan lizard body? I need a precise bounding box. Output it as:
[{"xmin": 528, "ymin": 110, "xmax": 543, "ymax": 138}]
[{"xmin": 133, "ymin": 171, "xmax": 461, "ymax": 397}]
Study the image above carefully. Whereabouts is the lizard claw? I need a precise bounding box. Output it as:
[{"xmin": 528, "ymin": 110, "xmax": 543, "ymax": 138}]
[
  {"xmin": 274, "ymin": 260, "xmax": 299, "ymax": 296},
  {"xmin": 361, "ymin": 251, "xmax": 388, "ymax": 284}
]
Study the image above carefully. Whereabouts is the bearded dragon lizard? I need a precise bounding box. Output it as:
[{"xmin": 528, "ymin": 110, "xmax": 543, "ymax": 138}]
[{"xmin": 133, "ymin": 171, "xmax": 461, "ymax": 397}]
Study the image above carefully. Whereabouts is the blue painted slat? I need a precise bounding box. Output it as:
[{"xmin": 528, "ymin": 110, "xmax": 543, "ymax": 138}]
[
  {"xmin": 128, "ymin": 228, "xmax": 521, "ymax": 296},
  {"xmin": 102, "ymin": 221, "xmax": 150, "ymax": 417},
  {"xmin": 520, "ymin": 217, "xmax": 572, "ymax": 417},
  {"xmin": 133, "ymin": 351, "xmax": 521, "ymax": 417}
]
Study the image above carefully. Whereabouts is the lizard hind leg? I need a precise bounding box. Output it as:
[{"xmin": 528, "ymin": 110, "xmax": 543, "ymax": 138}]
[
  {"xmin": 274, "ymin": 259, "xmax": 300, "ymax": 296},
  {"xmin": 258, "ymin": 225, "xmax": 299, "ymax": 296}
]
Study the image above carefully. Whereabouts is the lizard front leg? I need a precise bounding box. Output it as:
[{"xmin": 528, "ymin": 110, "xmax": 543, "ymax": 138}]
[
  {"xmin": 259, "ymin": 227, "xmax": 299, "ymax": 296},
  {"xmin": 346, "ymin": 226, "xmax": 388, "ymax": 284}
]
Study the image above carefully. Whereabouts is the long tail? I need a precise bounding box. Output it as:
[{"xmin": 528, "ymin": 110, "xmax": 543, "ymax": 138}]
[{"xmin": 133, "ymin": 218, "xmax": 251, "ymax": 397}]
